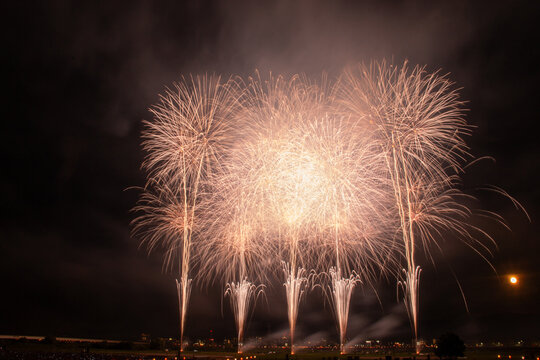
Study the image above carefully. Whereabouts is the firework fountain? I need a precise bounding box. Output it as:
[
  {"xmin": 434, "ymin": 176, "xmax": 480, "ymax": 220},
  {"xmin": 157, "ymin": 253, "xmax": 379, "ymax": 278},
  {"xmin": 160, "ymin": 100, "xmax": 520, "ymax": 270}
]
[
  {"xmin": 223, "ymin": 224, "xmax": 263, "ymax": 356},
  {"xmin": 307, "ymin": 115, "xmax": 390, "ymax": 355},
  {"xmin": 133, "ymin": 75, "xmax": 240, "ymax": 352},
  {"xmin": 328, "ymin": 268, "xmax": 359, "ymax": 354},
  {"xmin": 199, "ymin": 187, "xmax": 267, "ymax": 353},
  {"xmin": 225, "ymin": 279, "xmax": 262, "ymax": 353},
  {"xmin": 196, "ymin": 110, "xmax": 277, "ymax": 354},
  {"xmin": 337, "ymin": 61, "xmax": 492, "ymax": 353}
]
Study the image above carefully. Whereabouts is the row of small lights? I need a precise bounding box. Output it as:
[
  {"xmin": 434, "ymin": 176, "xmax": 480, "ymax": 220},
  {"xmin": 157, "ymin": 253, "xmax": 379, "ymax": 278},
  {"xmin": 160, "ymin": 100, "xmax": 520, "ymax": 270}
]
[
  {"xmin": 148, "ymin": 355, "xmax": 540, "ymax": 360},
  {"xmin": 497, "ymin": 356, "xmax": 539, "ymax": 360},
  {"xmin": 146, "ymin": 357, "xmax": 257, "ymax": 360},
  {"xmin": 144, "ymin": 354, "xmax": 540, "ymax": 360},
  {"xmin": 148, "ymin": 356, "xmax": 259, "ymax": 360}
]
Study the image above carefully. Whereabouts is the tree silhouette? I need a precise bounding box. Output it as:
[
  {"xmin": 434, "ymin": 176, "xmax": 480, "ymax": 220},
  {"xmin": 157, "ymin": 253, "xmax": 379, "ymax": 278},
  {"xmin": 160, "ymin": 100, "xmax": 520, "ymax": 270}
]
[{"xmin": 435, "ymin": 332, "xmax": 465, "ymax": 360}]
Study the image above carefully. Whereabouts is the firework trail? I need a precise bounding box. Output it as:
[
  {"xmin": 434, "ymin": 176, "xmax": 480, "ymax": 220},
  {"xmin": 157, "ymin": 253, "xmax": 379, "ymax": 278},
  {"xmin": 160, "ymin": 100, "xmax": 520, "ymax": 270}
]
[
  {"xmin": 133, "ymin": 75, "xmax": 240, "ymax": 352},
  {"xmin": 282, "ymin": 262, "xmax": 308, "ymax": 354},
  {"xmin": 328, "ymin": 267, "xmax": 361, "ymax": 354},
  {"xmin": 225, "ymin": 280, "xmax": 264, "ymax": 353},
  {"xmin": 337, "ymin": 60, "xmax": 498, "ymax": 353}
]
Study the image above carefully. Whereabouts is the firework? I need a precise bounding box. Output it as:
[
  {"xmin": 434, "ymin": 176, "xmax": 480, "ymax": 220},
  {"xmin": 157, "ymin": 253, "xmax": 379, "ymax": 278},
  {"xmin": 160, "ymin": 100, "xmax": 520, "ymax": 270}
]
[
  {"xmin": 225, "ymin": 280, "xmax": 265, "ymax": 353},
  {"xmin": 328, "ymin": 267, "xmax": 361, "ymax": 354},
  {"xmin": 233, "ymin": 74, "xmax": 320, "ymax": 354},
  {"xmin": 337, "ymin": 61, "xmax": 497, "ymax": 353},
  {"xmin": 133, "ymin": 63, "xmax": 515, "ymax": 354},
  {"xmin": 134, "ymin": 75, "xmax": 241, "ymax": 352}
]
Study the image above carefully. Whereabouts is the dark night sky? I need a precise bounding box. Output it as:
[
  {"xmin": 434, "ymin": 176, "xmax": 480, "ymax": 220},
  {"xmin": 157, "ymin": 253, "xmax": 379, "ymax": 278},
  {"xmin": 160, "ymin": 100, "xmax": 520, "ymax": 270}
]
[{"xmin": 2, "ymin": 0, "xmax": 539, "ymax": 344}]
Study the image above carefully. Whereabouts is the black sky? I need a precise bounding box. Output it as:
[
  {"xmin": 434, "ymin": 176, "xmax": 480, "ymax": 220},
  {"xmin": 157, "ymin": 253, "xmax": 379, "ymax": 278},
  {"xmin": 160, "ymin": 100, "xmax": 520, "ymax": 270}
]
[{"xmin": 2, "ymin": 0, "xmax": 539, "ymax": 344}]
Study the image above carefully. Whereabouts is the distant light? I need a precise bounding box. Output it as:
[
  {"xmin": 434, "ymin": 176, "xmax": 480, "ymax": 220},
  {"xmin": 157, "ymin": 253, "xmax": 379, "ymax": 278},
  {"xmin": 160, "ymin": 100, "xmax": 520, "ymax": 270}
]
[
  {"xmin": 510, "ymin": 276, "xmax": 518, "ymax": 284},
  {"xmin": 498, "ymin": 356, "xmax": 501, "ymax": 358}
]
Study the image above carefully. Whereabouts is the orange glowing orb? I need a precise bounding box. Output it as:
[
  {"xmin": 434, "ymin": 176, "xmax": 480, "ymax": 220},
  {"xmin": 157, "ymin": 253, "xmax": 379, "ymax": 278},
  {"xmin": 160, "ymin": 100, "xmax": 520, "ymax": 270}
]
[{"xmin": 509, "ymin": 276, "xmax": 518, "ymax": 285}]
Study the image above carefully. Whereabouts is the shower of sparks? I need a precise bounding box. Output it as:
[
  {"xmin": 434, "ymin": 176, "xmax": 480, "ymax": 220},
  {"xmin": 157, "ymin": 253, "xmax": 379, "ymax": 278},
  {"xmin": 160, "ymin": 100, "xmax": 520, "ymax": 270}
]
[
  {"xmin": 133, "ymin": 75, "xmax": 241, "ymax": 352},
  {"xmin": 133, "ymin": 62, "xmax": 517, "ymax": 353},
  {"xmin": 225, "ymin": 279, "xmax": 265, "ymax": 353},
  {"xmin": 337, "ymin": 60, "xmax": 508, "ymax": 352},
  {"xmin": 282, "ymin": 263, "xmax": 309, "ymax": 355},
  {"xmin": 328, "ymin": 267, "xmax": 362, "ymax": 354}
]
